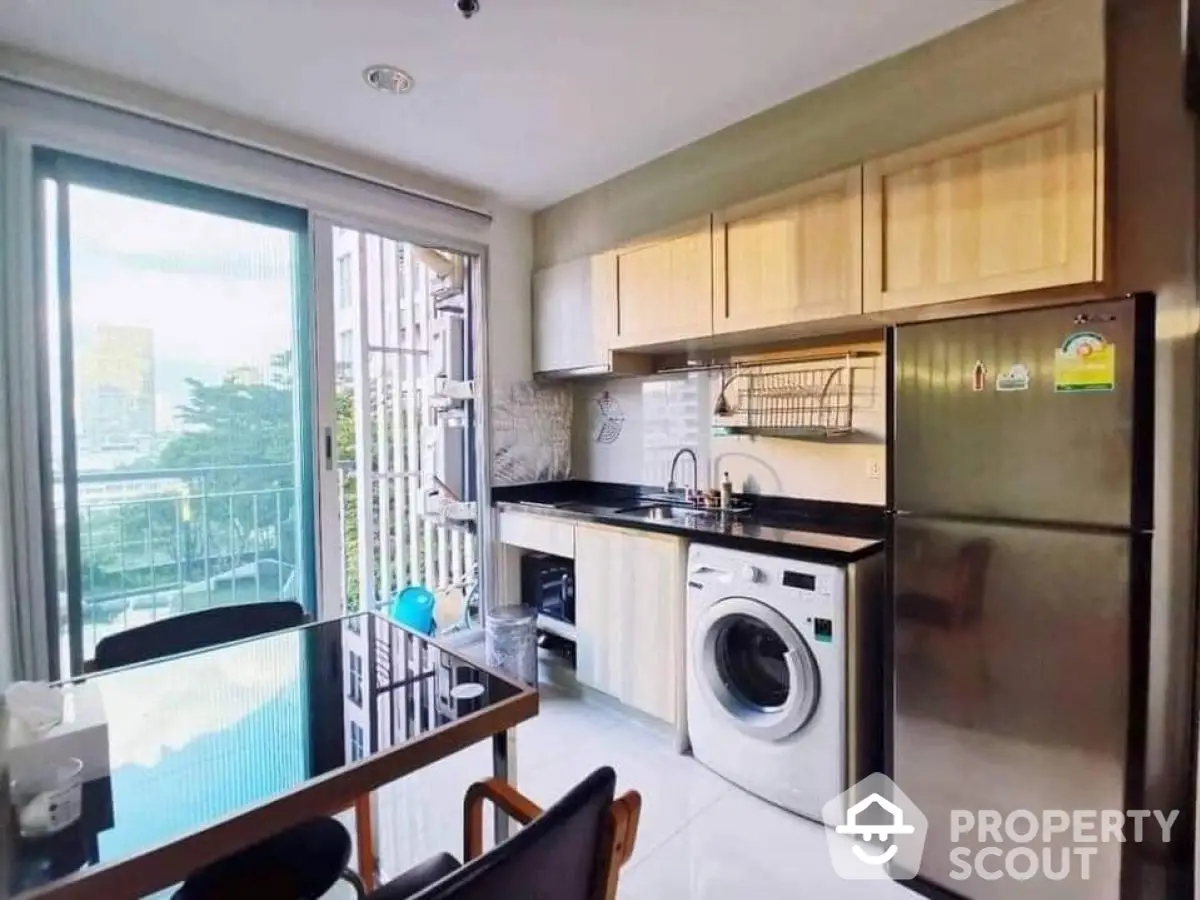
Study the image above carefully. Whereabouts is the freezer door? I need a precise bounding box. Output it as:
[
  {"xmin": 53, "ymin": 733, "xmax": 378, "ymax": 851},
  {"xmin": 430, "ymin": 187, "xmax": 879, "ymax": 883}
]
[
  {"xmin": 892, "ymin": 516, "xmax": 1136, "ymax": 900},
  {"xmin": 894, "ymin": 297, "xmax": 1146, "ymax": 527}
]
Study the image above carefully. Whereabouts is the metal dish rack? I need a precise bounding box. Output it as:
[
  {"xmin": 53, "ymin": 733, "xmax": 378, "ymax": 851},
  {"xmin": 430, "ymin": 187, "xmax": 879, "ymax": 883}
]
[{"xmin": 713, "ymin": 352, "xmax": 868, "ymax": 440}]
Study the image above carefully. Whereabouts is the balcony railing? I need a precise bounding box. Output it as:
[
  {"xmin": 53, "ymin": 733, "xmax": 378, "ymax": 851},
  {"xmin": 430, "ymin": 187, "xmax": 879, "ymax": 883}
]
[
  {"xmin": 63, "ymin": 463, "xmax": 297, "ymax": 661},
  {"xmin": 61, "ymin": 458, "xmax": 479, "ymax": 668}
]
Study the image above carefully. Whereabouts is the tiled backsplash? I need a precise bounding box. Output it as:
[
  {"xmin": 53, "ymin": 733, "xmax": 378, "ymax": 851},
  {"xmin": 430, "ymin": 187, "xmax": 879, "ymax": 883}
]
[
  {"xmin": 571, "ymin": 346, "xmax": 886, "ymax": 505},
  {"xmin": 572, "ymin": 374, "xmax": 709, "ymax": 488}
]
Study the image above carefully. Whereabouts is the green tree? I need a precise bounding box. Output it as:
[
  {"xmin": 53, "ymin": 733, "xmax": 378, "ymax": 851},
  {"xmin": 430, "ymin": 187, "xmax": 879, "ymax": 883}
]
[
  {"xmin": 104, "ymin": 354, "xmax": 297, "ymax": 603},
  {"xmin": 156, "ymin": 385, "xmax": 295, "ymax": 561},
  {"xmin": 337, "ymin": 380, "xmax": 419, "ymax": 613},
  {"xmin": 84, "ymin": 354, "xmax": 414, "ymax": 615},
  {"xmin": 337, "ymin": 387, "xmax": 360, "ymax": 611}
]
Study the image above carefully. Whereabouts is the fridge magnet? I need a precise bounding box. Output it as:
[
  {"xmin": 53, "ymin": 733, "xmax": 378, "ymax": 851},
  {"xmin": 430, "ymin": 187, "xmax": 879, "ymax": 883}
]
[
  {"xmin": 995, "ymin": 363, "xmax": 1031, "ymax": 392},
  {"xmin": 971, "ymin": 361, "xmax": 987, "ymax": 392},
  {"xmin": 1054, "ymin": 331, "xmax": 1115, "ymax": 393}
]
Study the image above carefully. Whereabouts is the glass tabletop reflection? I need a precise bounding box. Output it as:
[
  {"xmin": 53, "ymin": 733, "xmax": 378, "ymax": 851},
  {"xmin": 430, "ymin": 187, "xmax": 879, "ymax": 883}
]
[{"xmin": 6, "ymin": 613, "xmax": 524, "ymax": 898}]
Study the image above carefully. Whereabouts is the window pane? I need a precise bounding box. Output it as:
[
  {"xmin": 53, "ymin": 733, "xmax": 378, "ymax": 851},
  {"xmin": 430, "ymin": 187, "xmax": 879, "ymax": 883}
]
[
  {"xmin": 336, "ymin": 254, "xmax": 353, "ymax": 310},
  {"xmin": 44, "ymin": 175, "xmax": 313, "ymax": 673}
]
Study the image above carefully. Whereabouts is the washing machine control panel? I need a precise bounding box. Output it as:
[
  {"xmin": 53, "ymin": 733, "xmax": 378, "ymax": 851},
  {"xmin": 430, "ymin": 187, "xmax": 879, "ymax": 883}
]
[
  {"xmin": 782, "ymin": 570, "xmax": 815, "ymax": 591},
  {"xmin": 782, "ymin": 569, "xmax": 833, "ymax": 596},
  {"xmin": 688, "ymin": 545, "xmax": 846, "ymax": 602}
]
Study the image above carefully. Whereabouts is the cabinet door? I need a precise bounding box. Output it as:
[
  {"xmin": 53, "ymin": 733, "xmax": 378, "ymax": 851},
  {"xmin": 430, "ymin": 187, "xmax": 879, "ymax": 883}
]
[
  {"xmin": 574, "ymin": 524, "xmax": 623, "ymax": 702},
  {"xmin": 612, "ymin": 217, "xmax": 713, "ymax": 348},
  {"xmin": 864, "ymin": 92, "xmax": 1103, "ymax": 313},
  {"xmin": 620, "ymin": 529, "xmax": 685, "ymax": 724},
  {"xmin": 713, "ymin": 167, "xmax": 863, "ymax": 333},
  {"xmin": 574, "ymin": 523, "xmax": 685, "ymax": 725},
  {"xmin": 532, "ymin": 257, "xmax": 605, "ymax": 373}
]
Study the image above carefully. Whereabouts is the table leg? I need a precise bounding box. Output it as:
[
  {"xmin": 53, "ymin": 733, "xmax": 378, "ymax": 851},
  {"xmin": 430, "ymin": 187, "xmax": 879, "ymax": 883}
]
[
  {"xmin": 355, "ymin": 793, "xmax": 379, "ymax": 890},
  {"xmin": 492, "ymin": 729, "xmax": 511, "ymax": 842}
]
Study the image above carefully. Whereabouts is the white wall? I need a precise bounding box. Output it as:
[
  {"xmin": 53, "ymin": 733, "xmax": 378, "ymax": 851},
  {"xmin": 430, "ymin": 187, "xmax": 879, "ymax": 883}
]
[
  {"xmin": 483, "ymin": 203, "xmax": 533, "ymax": 394},
  {"xmin": 572, "ymin": 373, "xmax": 709, "ymax": 488},
  {"xmin": 572, "ymin": 345, "xmax": 886, "ymax": 505},
  {"xmin": 485, "ymin": 203, "xmax": 576, "ymax": 489},
  {"xmin": 0, "ymin": 438, "xmax": 13, "ymax": 688}
]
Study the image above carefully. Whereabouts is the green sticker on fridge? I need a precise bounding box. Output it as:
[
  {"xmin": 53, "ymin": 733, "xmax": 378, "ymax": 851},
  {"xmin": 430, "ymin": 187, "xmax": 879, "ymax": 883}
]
[{"xmin": 1055, "ymin": 331, "xmax": 1115, "ymax": 392}]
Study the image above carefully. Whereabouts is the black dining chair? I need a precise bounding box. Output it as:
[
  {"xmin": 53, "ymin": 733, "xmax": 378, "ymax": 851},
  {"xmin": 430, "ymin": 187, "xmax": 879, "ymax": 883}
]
[
  {"xmin": 93, "ymin": 600, "xmax": 307, "ymax": 670},
  {"xmin": 369, "ymin": 766, "xmax": 641, "ymax": 900},
  {"xmin": 93, "ymin": 601, "xmax": 367, "ymax": 900}
]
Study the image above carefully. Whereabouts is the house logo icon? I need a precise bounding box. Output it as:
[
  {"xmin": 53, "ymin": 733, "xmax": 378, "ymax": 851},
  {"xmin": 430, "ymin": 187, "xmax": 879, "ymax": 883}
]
[
  {"xmin": 822, "ymin": 773, "xmax": 929, "ymax": 881},
  {"xmin": 836, "ymin": 793, "xmax": 916, "ymax": 865}
]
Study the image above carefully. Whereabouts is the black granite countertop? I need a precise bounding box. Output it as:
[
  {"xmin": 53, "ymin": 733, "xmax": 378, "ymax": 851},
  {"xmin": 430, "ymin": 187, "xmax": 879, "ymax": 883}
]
[{"xmin": 491, "ymin": 481, "xmax": 886, "ymax": 564}]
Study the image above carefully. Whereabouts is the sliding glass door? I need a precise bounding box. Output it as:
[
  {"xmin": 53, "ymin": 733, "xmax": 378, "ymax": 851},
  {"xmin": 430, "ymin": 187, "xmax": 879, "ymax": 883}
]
[{"xmin": 36, "ymin": 151, "xmax": 318, "ymax": 675}]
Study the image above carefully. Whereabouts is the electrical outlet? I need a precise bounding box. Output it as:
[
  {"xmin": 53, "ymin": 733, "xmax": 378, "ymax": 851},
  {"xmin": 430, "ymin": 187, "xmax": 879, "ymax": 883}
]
[{"xmin": 867, "ymin": 460, "xmax": 883, "ymax": 480}]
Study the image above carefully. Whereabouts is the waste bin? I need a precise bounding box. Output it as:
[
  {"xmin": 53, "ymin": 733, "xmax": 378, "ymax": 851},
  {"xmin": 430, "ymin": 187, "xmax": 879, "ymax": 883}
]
[{"xmin": 485, "ymin": 605, "xmax": 538, "ymax": 685}]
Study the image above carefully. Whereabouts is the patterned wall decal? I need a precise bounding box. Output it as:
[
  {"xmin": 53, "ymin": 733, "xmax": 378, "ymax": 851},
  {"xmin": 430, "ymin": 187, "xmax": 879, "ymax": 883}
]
[
  {"xmin": 492, "ymin": 381, "xmax": 572, "ymax": 485},
  {"xmin": 593, "ymin": 391, "xmax": 625, "ymax": 444}
]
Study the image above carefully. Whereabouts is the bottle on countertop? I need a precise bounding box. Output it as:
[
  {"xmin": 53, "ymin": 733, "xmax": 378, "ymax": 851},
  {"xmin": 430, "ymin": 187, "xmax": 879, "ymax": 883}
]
[{"xmin": 720, "ymin": 472, "xmax": 733, "ymax": 510}]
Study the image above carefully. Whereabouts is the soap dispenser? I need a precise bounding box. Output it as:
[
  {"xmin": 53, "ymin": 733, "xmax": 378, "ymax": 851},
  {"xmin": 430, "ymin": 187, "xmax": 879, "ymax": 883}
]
[{"xmin": 720, "ymin": 472, "xmax": 733, "ymax": 510}]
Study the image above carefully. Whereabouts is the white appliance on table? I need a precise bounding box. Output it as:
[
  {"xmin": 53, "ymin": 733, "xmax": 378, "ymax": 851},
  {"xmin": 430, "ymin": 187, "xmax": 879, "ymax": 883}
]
[{"xmin": 685, "ymin": 543, "xmax": 882, "ymax": 823}]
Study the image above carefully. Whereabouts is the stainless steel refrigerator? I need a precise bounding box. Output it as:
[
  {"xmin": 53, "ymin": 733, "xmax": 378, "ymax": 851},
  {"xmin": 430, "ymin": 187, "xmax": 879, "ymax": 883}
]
[{"xmin": 890, "ymin": 294, "xmax": 1154, "ymax": 900}]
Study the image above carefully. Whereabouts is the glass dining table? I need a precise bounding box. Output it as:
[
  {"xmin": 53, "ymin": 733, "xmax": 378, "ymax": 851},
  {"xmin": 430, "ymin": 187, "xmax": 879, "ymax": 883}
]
[{"xmin": 1, "ymin": 613, "xmax": 538, "ymax": 900}]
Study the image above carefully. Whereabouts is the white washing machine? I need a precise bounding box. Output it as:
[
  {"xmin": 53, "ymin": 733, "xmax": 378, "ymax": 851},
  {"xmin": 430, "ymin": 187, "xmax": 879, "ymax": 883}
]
[{"xmin": 686, "ymin": 543, "xmax": 879, "ymax": 823}]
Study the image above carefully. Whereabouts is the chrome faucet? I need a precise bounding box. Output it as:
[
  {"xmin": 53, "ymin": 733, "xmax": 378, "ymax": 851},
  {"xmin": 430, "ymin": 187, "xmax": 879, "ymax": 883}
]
[{"xmin": 667, "ymin": 448, "xmax": 699, "ymax": 498}]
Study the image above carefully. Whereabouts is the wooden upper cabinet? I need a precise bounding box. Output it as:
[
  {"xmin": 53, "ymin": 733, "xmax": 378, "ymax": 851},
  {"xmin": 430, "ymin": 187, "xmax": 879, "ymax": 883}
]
[
  {"xmin": 532, "ymin": 255, "xmax": 653, "ymax": 377},
  {"xmin": 611, "ymin": 216, "xmax": 714, "ymax": 348},
  {"xmin": 713, "ymin": 166, "xmax": 863, "ymax": 333},
  {"xmin": 863, "ymin": 91, "xmax": 1104, "ymax": 313},
  {"xmin": 532, "ymin": 257, "xmax": 605, "ymax": 374}
]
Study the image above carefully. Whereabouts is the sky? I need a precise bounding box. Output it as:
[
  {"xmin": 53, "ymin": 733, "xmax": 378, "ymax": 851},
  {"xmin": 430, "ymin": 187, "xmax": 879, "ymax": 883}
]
[{"xmin": 48, "ymin": 181, "xmax": 301, "ymax": 439}]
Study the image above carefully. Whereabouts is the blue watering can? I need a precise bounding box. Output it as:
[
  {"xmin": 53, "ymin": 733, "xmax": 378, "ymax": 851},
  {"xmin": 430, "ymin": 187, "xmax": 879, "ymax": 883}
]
[{"xmin": 389, "ymin": 585, "xmax": 438, "ymax": 635}]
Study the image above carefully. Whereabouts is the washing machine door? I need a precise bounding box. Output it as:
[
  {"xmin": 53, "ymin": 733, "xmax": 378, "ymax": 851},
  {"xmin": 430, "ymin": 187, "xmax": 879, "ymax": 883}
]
[{"xmin": 694, "ymin": 596, "xmax": 819, "ymax": 742}]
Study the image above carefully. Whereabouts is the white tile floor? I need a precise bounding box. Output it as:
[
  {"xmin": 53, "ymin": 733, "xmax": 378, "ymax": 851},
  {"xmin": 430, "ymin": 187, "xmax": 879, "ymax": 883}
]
[{"xmin": 371, "ymin": 682, "xmax": 913, "ymax": 899}]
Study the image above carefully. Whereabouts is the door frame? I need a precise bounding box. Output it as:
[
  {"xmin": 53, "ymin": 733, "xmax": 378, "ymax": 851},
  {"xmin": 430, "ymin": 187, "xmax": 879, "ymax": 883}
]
[
  {"xmin": 309, "ymin": 212, "xmax": 492, "ymax": 624},
  {"xmin": 33, "ymin": 150, "xmax": 321, "ymax": 672},
  {"xmin": 1, "ymin": 131, "xmax": 56, "ymax": 681}
]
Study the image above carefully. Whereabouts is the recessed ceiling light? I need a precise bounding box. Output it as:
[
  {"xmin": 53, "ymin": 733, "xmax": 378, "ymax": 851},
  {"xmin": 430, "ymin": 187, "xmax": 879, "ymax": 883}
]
[{"xmin": 363, "ymin": 65, "xmax": 414, "ymax": 95}]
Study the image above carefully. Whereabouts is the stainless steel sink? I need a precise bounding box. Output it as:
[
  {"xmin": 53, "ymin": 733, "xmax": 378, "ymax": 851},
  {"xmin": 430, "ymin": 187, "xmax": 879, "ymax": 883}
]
[
  {"xmin": 556, "ymin": 500, "xmax": 625, "ymax": 515},
  {"xmin": 615, "ymin": 504, "xmax": 711, "ymax": 522}
]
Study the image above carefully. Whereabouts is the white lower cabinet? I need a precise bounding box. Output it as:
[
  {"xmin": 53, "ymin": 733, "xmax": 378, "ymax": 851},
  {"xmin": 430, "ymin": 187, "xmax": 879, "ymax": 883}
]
[{"xmin": 574, "ymin": 522, "xmax": 686, "ymax": 726}]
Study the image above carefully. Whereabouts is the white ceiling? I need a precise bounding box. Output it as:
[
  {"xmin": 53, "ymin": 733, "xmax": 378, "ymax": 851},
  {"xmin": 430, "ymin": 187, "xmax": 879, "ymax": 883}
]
[{"xmin": 0, "ymin": 0, "xmax": 1009, "ymax": 209}]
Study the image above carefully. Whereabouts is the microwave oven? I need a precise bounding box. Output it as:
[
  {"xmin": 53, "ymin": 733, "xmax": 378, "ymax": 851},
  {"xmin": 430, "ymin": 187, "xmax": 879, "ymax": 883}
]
[{"xmin": 520, "ymin": 552, "xmax": 575, "ymax": 627}]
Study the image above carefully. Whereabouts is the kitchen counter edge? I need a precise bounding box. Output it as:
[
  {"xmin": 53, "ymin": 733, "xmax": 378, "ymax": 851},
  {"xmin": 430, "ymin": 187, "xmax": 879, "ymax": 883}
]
[{"xmin": 492, "ymin": 490, "xmax": 886, "ymax": 566}]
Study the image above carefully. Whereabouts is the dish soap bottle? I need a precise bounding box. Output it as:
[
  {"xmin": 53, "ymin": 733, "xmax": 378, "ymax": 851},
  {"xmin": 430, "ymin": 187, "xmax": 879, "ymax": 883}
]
[{"xmin": 720, "ymin": 472, "xmax": 733, "ymax": 510}]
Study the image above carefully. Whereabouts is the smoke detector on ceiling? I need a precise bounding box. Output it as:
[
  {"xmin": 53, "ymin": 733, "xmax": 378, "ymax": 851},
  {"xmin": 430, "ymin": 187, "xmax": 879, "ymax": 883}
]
[{"xmin": 363, "ymin": 65, "xmax": 414, "ymax": 95}]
